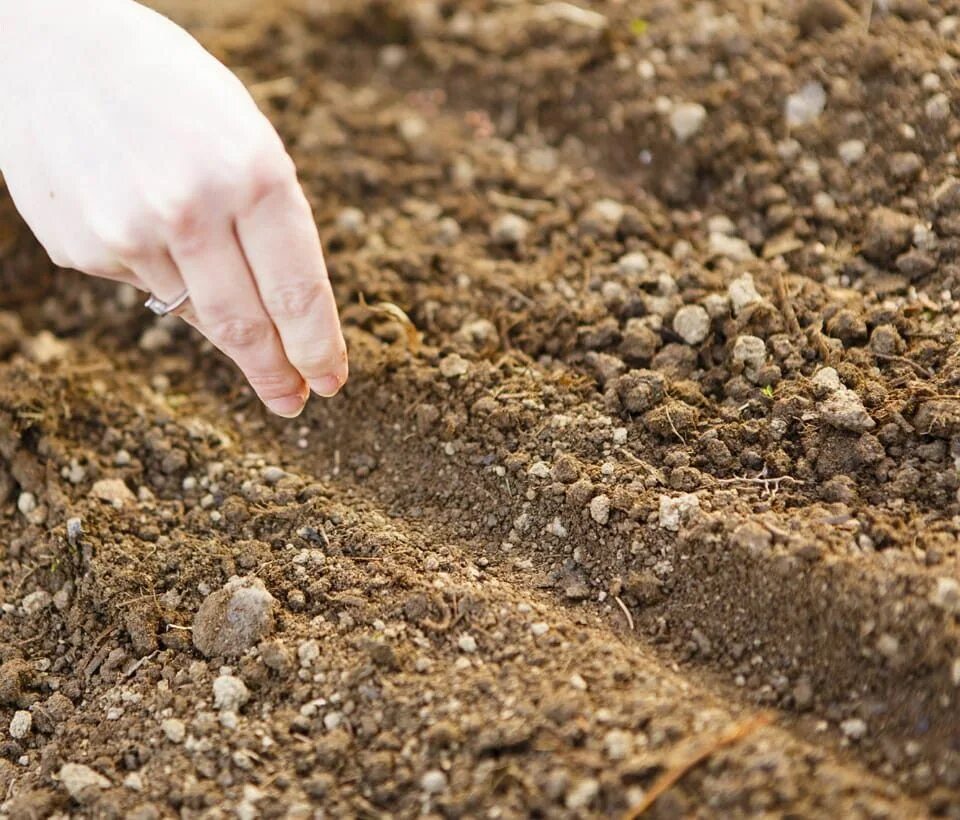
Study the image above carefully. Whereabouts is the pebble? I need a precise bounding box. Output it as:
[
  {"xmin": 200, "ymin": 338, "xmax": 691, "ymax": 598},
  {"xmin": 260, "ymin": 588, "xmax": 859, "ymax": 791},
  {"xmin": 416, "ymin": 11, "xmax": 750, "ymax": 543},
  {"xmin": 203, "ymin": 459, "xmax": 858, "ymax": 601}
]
[
  {"xmin": 138, "ymin": 325, "xmax": 173, "ymax": 352},
  {"xmin": 531, "ymin": 622, "xmax": 549, "ymax": 637},
  {"xmin": 672, "ymin": 305, "xmax": 711, "ymax": 345},
  {"xmin": 421, "ymin": 769, "xmax": 448, "ymax": 794},
  {"xmin": 863, "ymin": 207, "xmax": 914, "ymax": 264},
  {"xmin": 603, "ymin": 729, "xmax": 632, "ymax": 761},
  {"xmin": 669, "ymin": 102, "xmax": 707, "ymax": 142},
  {"xmin": 659, "ymin": 493, "xmax": 700, "ymax": 531},
  {"xmin": 732, "ymin": 335, "xmax": 768, "ymax": 376},
  {"xmin": 838, "ymin": 139, "xmax": 866, "ymax": 165},
  {"xmin": 298, "ymin": 639, "xmax": 321, "ymax": 668},
  {"xmin": 490, "ymin": 213, "xmax": 530, "ymax": 246},
  {"xmin": 161, "ymin": 718, "xmax": 186, "ymax": 743},
  {"xmin": 840, "ymin": 718, "xmax": 867, "ymax": 741},
  {"xmin": 9, "ymin": 710, "xmax": 31, "ymax": 739},
  {"xmin": 617, "ymin": 251, "xmax": 649, "ymax": 275},
  {"xmin": 811, "ymin": 366, "xmax": 842, "ymax": 396},
  {"xmin": 727, "ymin": 273, "xmax": 762, "ymax": 315},
  {"xmin": 820, "ymin": 387, "xmax": 875, "ymax": 433},
  {"xmin": 709, "ymin": 232, "xmax": 754, "ymax": 261},
  {"xmin": 589, "ymin": 494, "xmax": 611, "ymax": 525},
  {"xmin": 213, "ymin": 674, "xmax": 250, "ymax": 712},
  {"xmin": 59, "ymin": 763, "xmax": 111, "ymax": 800},
  {"xmin": 785, "ymin": 81, "xmax": 826, "ymax": 127},
  {"xmin": 565, "ymin": 777, "xmax": 600, "ymax": 810},
  {"xmin": 926, "ymin": 93, "xmax": 951, "ymax": 120},
  {"xmin": 582, "ymin": 199, "xmax": 625, "ymax": 237},
  {"xmin": 458, "ymin": 634, "xmax": 478, "ymax": 653},
  {"xmin": 90, "ymin": 478, "xmax": 136, "ymax": 507},
  {"xmin": 438, "ymin": 354, "xmax": 469, "ymax": 378},
  {"xmin": 335, "ymin": 207, "xmax": 366, "ymax": 234},
  {"xmin": 16, "ymin": 492, "xmax": 36, "ymax": 516},
  {"xmin": 930, "ymin": 577, "xmax": 960, "ymax": 613},
  {"xmin": 192, "ymin": 577, "xmax": 278, "ymax": 658},
  {"xmin": 21, "ymin": 331, "xmax": 69, "ymax": 364},
  {"xmin": 21, "ymin": 590, "xmax": 52, "ymax": 616}
]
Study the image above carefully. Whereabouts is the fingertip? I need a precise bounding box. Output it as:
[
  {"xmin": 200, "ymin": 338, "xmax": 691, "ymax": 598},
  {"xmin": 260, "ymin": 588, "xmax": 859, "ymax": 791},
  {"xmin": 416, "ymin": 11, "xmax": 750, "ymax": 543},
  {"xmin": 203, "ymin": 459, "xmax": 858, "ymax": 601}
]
[{"xmin": 309, "ymin": 374, "xmax": 342, "ymax": 398}]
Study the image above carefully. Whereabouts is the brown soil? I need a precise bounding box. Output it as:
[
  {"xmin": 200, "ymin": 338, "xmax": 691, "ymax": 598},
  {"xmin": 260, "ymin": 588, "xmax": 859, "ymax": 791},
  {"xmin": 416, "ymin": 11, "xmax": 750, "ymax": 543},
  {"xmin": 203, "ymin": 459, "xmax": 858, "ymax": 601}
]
[{"xmin": 1, "ymin": 0, "xmax": 960, "ymax": 816}]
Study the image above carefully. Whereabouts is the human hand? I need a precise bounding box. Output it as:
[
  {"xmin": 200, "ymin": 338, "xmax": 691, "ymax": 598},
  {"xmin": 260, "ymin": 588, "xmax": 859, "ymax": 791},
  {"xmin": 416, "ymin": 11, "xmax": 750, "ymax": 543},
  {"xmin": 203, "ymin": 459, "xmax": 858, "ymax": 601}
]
[{"xmin": 0, "ymin": 0, "xmax": 348, "ymax": 417}]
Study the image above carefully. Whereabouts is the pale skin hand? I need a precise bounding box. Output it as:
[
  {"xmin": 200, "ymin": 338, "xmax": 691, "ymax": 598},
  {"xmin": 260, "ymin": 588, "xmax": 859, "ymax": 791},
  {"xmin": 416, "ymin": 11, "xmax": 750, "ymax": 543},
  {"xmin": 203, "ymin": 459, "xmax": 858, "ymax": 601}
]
[{"xmin": 0, "ymin": 0, "xmax": 348, "ymax": 418}]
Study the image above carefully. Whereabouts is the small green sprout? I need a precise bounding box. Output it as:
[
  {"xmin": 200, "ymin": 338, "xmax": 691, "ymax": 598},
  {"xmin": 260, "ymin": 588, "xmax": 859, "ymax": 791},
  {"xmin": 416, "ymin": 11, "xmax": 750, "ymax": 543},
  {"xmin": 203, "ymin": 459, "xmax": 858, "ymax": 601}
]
[
  {"xmin": 761, "ymin": 385, "xmax": 774, "ymax": 398},
  {"xmin": 629, "ymin": 18, "xmax": 649, "ymax": 36}
]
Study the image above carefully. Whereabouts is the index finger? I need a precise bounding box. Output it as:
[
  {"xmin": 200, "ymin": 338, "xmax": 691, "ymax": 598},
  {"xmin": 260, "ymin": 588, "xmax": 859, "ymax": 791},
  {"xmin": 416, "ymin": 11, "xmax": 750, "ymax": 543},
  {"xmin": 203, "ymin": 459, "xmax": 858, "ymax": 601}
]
[{"xmin": 236, "ymin": 179, "xmax": 348, "ymax": 398}]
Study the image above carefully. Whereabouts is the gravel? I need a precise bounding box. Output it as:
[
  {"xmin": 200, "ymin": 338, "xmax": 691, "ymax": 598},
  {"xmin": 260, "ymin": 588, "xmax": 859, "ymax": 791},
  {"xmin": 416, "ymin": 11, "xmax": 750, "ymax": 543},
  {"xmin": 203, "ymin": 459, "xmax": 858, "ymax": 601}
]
[
  {"xmin": 192, "ymin": 577, "xmax": 278, "ymax": 658},
  {"xmin": 672, "ymin": 304, "xmax": 711, "ymax": 345},
  {"xmin": 490, "ymin": 213, "xmax": 530, "ymax": 246},
  {"xmin": 9, "ymin": 710, "xmax": 31, "ymax": 739},
  {"xmin": 421, "ymin": 769, "xmax": 448, "ymax": 794},
  {"xmin": 785, "ymin": 81, "xmax": 826, "ymax": 127},
  {"xmin": 617, "ymin": 252, "xmax": 649, "ymax": 275},
  {"xmin": 90, "ymin": 478, "xmax": 136, "ymax": 507},
  {"xmin": 727, "ymin": 273, "xmax": 762, "ymax": 315},
  {"xmin": 162, "ymin": 718, "xmax": 186, "ymax": 743},
  {"xmin": 213, "ymin": 674, "xmax": 250, "ymax": 713},
  {"xmin": 659, "ymin": 494, "xmax": 700, "ymax": 531},
  {"xmin": 59, "ymin": 763, "xmax": 111, "ymax": 801},
  {"xmin": 589, "ymin": 494, "xmax": 611, "ymax": 525},
  {"xmin": 669, "ymin": 101, "xmax": 707, "ymax": 142}
]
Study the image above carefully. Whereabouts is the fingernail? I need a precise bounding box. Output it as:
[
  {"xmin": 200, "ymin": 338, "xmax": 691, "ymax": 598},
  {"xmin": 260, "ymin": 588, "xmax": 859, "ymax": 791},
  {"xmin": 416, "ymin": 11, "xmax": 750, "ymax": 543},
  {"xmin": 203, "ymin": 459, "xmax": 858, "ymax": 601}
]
[
  {"xmin": 267, "ymin": 393, "xmax": 307, "ymax": 418},
  {"xmin": 310, "ymin": 375, "xmax": 341, "ymax": 398}
]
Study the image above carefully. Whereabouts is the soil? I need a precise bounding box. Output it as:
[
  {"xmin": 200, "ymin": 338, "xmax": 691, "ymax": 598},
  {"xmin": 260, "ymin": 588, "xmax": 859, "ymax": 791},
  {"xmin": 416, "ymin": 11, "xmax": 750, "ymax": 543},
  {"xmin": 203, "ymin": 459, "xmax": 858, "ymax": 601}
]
[{"xmin": 1, "ymin": 0, "xmax": 960, "ymax": 816}]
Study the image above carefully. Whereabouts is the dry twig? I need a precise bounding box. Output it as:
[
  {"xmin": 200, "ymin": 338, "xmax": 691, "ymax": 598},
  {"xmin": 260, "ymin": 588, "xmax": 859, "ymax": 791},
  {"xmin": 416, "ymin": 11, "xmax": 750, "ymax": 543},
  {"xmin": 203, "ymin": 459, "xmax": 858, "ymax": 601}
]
[{"xmin": 622, "ymin": 712, "xmax": 774, "ymax": 819}]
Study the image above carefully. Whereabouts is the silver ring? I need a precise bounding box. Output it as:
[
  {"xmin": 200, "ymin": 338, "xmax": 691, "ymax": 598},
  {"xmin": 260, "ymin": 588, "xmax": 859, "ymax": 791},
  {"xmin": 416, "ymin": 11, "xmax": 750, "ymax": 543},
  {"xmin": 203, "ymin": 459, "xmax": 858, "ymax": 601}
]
[{"xmin": 145, "ymin": 289, "xmax": 190, "ymax": 317}]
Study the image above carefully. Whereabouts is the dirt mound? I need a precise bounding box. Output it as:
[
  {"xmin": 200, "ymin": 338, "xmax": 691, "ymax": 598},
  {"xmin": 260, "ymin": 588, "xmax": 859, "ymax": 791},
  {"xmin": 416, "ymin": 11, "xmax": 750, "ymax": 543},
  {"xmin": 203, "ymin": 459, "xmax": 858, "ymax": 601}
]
[{"xmin": 1, "ymin": 0, "xmax": 960, "ymax": 816}]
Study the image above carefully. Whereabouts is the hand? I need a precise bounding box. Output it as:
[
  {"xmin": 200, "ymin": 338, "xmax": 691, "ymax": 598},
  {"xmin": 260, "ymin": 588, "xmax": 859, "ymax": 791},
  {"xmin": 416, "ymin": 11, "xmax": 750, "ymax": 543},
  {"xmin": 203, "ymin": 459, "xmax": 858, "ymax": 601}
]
[{"xmin": 0, "ymin": 0, "xmax": 348, "ymax": 417}]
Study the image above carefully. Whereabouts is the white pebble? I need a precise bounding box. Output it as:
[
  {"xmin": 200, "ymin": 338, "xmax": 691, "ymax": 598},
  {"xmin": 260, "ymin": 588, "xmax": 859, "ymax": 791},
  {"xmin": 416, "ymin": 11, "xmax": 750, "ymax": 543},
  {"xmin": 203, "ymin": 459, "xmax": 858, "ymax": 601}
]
[
  {"xmin": 785, "ymin": 82, "xmax": 826, "ymax": 128},
  {"xmin": 589, "ymin": 494, "xmax": 611, "ymax": 525},
  {"xmin": 672, "ymin": 304, "xmax": 711, "ymax": 345},
  {"xmin": 161, "ymin": 718, "xmax": 186, "ymax": 743},
  {"xmin": 9, "ymin": 711, "xmax": 31, "ymax": 740},
  {"xmin": 212, "ymin": 675, "xmax": 250, "ymax": 713},
  {"xmin": 669, "ymin": 102, "xmax": 707, "ymax": 142},
  {"xmin": 421, "ymin": 769, "xmax": 448, "ymax": 794},
  {"xmin": 458, "ymin": 634, "xmax": 478, "ymax": 653},
  {"xmin": 838, "ymin": 139, "xmax": 866, "ymax": 166}
]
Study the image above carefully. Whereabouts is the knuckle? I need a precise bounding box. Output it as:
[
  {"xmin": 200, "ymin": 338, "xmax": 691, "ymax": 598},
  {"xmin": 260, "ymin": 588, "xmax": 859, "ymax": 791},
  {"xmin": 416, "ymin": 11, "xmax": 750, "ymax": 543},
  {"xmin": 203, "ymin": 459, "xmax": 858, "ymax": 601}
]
[
  {"xmin": 208, "ymin": 316, "xmax": 273, "ymax": 349},
  {"xmin": 245, "ymin": 370, "xmax": 303, "ymax": 401},
  {"xmin": 244, "ymin": 146, "xmax": 297, "ymax": 207},
  {"xmin": 290, "ymin": 337, "xmax": 347, "ymax": 376},
  {"xmin": 262, "ymin": 279, "xmax": 327, "ymax": 321}
]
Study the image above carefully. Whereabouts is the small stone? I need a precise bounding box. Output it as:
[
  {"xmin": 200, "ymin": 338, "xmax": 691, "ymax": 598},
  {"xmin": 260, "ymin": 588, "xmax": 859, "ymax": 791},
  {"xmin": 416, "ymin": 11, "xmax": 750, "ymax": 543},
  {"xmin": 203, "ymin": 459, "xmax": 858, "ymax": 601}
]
[
  {"xmin": 603, "ymin": 729, "xmax": 632, "ymax": 761},
  {"xmin": 669, "ymin": 102, "xmax": 707, "ymax": 142},
  {"xmin": 212, "ymin": 674, "xmax": 250, "ymax": 712},
  {"xmin": 863, "ymin": 207, "xmax": 914, "ymax": 264},
  {"xmin": 589, "ymin": 494, "xmax": 611, "ymax": 525},
  {"xmin": 730, "ymin": 522, "xmax": 772, "ymax": 553},
  {"xmin": 21, "ymin": 331, "xmax": 69, "ymax": 364},
  {"xmin": 889, "ymin": 151, "xmax": 923, "ymax": 181},
  {"xmin": 531, "ymin": 622, "xmax": 549, "ymax": 637},
  {"xmin": 732, "ymin": 335, "xmax": 767, "ymax": 376},
  {"xmin": 785, "ymin": 82, "xmax": 827, "ymax": 128},
  {"xmin": 820, "ymin": 387, "xmax": 875, "ymax": 433},
  {"xmin": 617, "ymin": 252, "xmax": 650, "ymax": 275},
  {"xmin": 869, "ymin": 325, "xmax": 905, "ymax": 356},
  {"xmin": 161, "ymin": 718, "xmax": 186, "ymax": 743},
  {"xmin": 298, "ymin": 639, "xmax": 321, "ymax": 668},
  {"xmin": 793, "ymin": 677, "xmax": 814, "ymax": 710},
  {"xmin": 659, "ymin": 493, "xmax": 700, "ymax": 531},
  {"xmin": 926, "ymin": 93, "xmax": 951, "ymax": 120},
  {"xmin": 9, "ymin": 711, "xmax": 31, "ymax": 739},
  {"xmin": 727, "ymin": 273, "xmax": 762, "ymax": 315},
  {"xmin": 458, "ymin": 634, "xmax": 478, "ymax": 653},
  {"xmin": 811, "ymin": 366, "xmax": 842, "ymax": 396},
  {"xmin": 59, "ymin": 763, "xmax": 111, "ymax": 800},
  {"xmin": 138, "ymin": 325, "xmax": 173, "ymax": 352},
  {"xmin": 565, "ymin": 778, "xmax": 600, "ymax": 810},
  {"xmin": 90, "ymin": 478, "xmax": 136, "ymax": 507},
  {"xmin": 838, "ymin": 139, "xmax": 866, "ymax": 165},
  {"xmin": 439, "ymin": 354, "xmax": 469, "ymax": 378},
  {"xmin": 192, "ymin": 577, "xmax": 278, "ymax": 658},
  {"xmin": 672, "ymin": 305, "xmax": 711, "ymax": 345},
  {"xmin": 825, "ymin": 309, "xmax": 868, "ymax": 345},
  {"xmin": 16, "ymin": 492, "xmax": 36, "ymax": 516},
  {"xmin": 930, "ymin": 577, "xmax": 960, "ymax": 613},
  {"xmin": 21, "ymin": 590, "xmax": 52, "ymax": 616},
  {"xmin": 840, "ymin": 718, "xmax": 867, "ymax": 741},
  {"xmin": 335, "ymin": 207, "xmax": 365, "ymax": 234},
  {"xmin": 490, "ymin": 214, "xmax": 530, "ymax": 246},
  {"xmin": 709, "ymin": 232, "xmax": 754, "ymax": 261},
  {"xmin": 580, "ymin": 199, "xmax": 624, "ymax": 237},
  {"xmin": 421, "ymin": 770, "xmax": 447, "ymax": 794}
]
